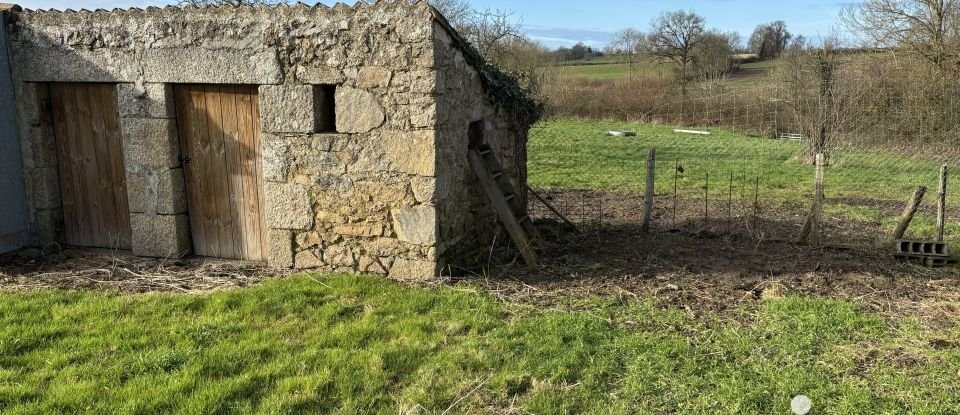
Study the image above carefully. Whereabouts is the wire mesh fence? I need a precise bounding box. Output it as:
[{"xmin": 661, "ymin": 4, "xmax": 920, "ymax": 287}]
[
  {"xmin": 821, "ymin": 146, "xmax": 960, "ymax": 248},
  {"xmin": 525, "ymin": 121, "xmax": 960, "ymax": 253},
  {"xmin": 527, "ymin": 49, "xmax": 960, "ymax": 269}
]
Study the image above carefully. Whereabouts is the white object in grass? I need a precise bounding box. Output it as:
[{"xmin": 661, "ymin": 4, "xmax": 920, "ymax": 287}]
[
  {"xmin": 673, "ymin": 129, "xmax": 711, "ymax": 135},
  {"xmin": 791, "ymin": 395, "xmax": 812, "ymax": 415},
  {"xmin": 606, "ymin": 130, "xmax": 636, "ymax": 137}
]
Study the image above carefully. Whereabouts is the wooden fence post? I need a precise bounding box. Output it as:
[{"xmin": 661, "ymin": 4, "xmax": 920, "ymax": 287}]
[
  {"xmin": 893, "ymin": 186, "xmax": 928, "ymax": 241},
  {"xmin": 642, "ymin": 148, "xmax": 656, "ymax": 233},
  {"xmin": 798, "ymin": 153, "xmax": 826, "ymax": 246},
  {"xmin": 727, "ymin": 171, "xmax": 733, "ymax": 233},
  {"xmin": 937, "ymin": 165, "xmax": 948, "ymax": 242},
  {"xmin": 704, "ymin": 171, "xmax": 710, "ymax": 225},
  {"xmin": 753, "ymin": 176, "xmax": 759, "ymax": 227},
  {"xmin": 673, "ymin": 159, "xmax": 679, "ymax": 228}
]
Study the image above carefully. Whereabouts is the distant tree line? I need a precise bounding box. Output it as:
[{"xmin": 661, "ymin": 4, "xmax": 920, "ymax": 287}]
[
  {"xmin": 747, "ymin": 21, "xmax": 799, "ymax": 59},
  {"xmin": 553, "ymin": 43, "xmax": 603, "ymax": 62}
]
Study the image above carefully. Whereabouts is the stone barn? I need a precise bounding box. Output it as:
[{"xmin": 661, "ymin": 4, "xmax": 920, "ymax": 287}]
[{"xmin": 0, "ymin": 1, "xmax": 540, "ymax": 279}]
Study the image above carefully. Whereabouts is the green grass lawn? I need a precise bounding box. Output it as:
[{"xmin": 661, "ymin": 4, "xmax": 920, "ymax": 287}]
[
  {"xmin": 550, "ymin": 60, "xmax": 670, "ymax": 81},
  {"xmin": 723, "ymin": 60, "xmax": 782, "ymax": 89},
  {"xmin": 558, "ymin": 55, "xmax": 623, "ymax": 66},
  {"xmin": 2, "ymin": 275, "xmax": 959, "ymax": 413},
  {"xmin": 529, "ymin": 119, "xmax": 954, "ymax": 203},
  {"xmin": 529, "ymin": 119, "xmax": 807, "ymax": 198},
  {"xmin": 549, "ymin": 58, "xmax": 779, "ymax": 85},
  {"xmin": 528, "ymin": 119, "xmax": 960, "ymax": 241}
]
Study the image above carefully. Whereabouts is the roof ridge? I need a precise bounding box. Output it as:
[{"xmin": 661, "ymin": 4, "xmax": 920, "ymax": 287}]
[{"xmin": 15, "ymin": 0, "xmax": 430, "ymax": 14}]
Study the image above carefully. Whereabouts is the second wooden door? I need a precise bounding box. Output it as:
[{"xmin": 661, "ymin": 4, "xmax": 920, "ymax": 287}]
[{"xmin": 174, "ymin": 85, "xmax": 267, "ymax": 261}]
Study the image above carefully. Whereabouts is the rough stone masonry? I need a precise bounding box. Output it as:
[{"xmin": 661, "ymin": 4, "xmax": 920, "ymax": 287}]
[{"xmin": 2, "ymin": 1, "xmax": 539, "ymax": 280}]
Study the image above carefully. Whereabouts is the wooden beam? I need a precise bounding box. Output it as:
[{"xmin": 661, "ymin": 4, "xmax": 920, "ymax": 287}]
[
  {"xmin": 893, "ymin": 186, "xmax": 928, "ymax": 241},
  {"xmin": 674, "ymin": 129, "xmax": 711, "ymax": 135},
  {"xmin": 468, "ymin": 149, "xmax": 538, "ymax": 269},
  {"xmin": 527, "ymin": 186, "xmax": 577, "ymax": 231}
]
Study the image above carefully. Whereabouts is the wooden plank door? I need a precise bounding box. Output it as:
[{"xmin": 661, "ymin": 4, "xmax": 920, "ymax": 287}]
[
  {"xmin": 49, "ymin": 83, "xmax": 132, "ymax": 250},
  {"xmin": 173, "ymin": 85, "xmax": 267, "ymax": 261}
]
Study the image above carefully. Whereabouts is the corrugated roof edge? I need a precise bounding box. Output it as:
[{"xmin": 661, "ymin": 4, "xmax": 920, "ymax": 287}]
[
  {"xmin": 6, "ymin": 1, "xmax": 418, "ymax": 15},
  {"xmin": 3, "ymin": 0, "xmax": 540, "ymax": 125}
]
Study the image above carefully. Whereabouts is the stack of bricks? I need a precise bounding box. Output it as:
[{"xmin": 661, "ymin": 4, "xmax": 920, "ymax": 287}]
[{"xmin": 894, "ymin": 240, "xmax": 957, "ymax": 268}]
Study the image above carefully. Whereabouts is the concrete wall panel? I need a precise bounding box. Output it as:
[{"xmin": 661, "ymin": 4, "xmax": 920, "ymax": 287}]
[{"xmin": 0, "ymin": 11, "xmax": 31, "ymax": 253}]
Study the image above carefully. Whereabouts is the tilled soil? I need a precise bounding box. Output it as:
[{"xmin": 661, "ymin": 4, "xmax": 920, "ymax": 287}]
[
  {"xmin": 477, "ymin": 219, "xmax": 960, "ymax": 327},
  {"xmin": 474, "ymin": 188, "xmax": 960, "ymax": 325}
]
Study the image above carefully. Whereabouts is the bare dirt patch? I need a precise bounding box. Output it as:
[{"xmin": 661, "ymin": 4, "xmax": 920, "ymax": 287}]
[
  {"xmin": 479, "ymin": 221, "xmax": 960, "ymax": 326},
  {"xmin": 528, "ymin": 188, "xmax": 901, "ymax": 247},
  {"xmin": 476, "ymin": 189, "xmax": 960, "ymax": 326}
]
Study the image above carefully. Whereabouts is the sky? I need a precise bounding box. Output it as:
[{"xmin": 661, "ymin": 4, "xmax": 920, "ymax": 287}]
[{"xmin": 14, "ymin": 0, "xmax": 848, "ymax": 50}]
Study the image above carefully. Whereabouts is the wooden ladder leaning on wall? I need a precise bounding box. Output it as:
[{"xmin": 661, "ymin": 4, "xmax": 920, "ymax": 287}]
[{"xmin": 467, "ymin": 143, "xmax": 543, "ymax": 269}]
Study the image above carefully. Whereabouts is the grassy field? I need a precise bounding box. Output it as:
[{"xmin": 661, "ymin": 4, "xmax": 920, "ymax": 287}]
[
  {"xmin": 2, "ymin": 275, "xmax": 959, "ymax": 413},
  {"xmin": 558, "ymin": 55, "xmax": 622, "ymax": 66},
  {"xmin": 552, "ymin": 60, "xmax": 670, "ymax": 81},
  {"xmin": 725, "ymin": 59, "xmax": 781, "ymax": 88},
  {"xmin": 528, "ymin": 119, "xmax": 954, "ymax": 202},
  {"xmin": 528, "ymin": 119, "xmax": 960, "ymax": 241},
  {"xmin": 551, "ymin": 57, "xmax": 778, "ymax": 85}
]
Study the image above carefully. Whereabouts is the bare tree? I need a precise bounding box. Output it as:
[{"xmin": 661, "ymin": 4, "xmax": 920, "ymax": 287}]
[
  {"xmin": 458, "ymin": 7, "xmax": 526, "ymax": 65},
  {"xmin": 608, "ymin": 28, "xmax": 646, "ymax": 76},
  {"xmin": 430, "ymin": 0, "xmax": 472, "ymax": 31},
  {"xmin": 645, "ymin": 10, "xmax": 707, "ymax": 95},
  {"xmin": 778, "ymin": 38, "xmax": 865, "ymax": 160},
  {"xmin": 608, "ymin": 28, "xmax": 644, "ymax": 55},
  {"xmin": 787, "ymin": 34, "xmax": 809, "ymax": 52},
  {"xmin": 495, "ymin": 37, "xmax": 552, "ymax": 94},
  {"xmin": 841, "ymin": 0, "xmax": 960, "ymax": 72},
  {"xmin": 695, "ymin": 30, "xmax": 739, "ymax": 80},
  {"xmin": 748, "ymin": 21, "xmax": 792, "ymax": 59}
]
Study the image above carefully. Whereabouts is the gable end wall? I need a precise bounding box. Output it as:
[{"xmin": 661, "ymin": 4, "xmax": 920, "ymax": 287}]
[{"xmin": 432, "ymin": 22, "xmax": 530, "ymax": 273}]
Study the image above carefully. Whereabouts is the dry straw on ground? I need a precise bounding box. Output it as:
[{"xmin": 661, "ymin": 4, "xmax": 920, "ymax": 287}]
[{"xmin": 0, "ymin": 246, "xmax": 289, "ymax": 293}]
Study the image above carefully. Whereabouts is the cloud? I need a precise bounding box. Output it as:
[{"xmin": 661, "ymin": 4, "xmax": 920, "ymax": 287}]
[{"xmin": 523, "ymin": 25, "xmax": 615, "ymax": 49}]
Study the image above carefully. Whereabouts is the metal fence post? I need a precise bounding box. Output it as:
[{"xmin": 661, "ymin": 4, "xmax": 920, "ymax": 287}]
[
  {"xmin": 937, "ymin": 165, "xmax": 948, "ymax": 242},
  {"xmin": 642, "ymin": 148, "xmax": 656, "ymax": 233}
]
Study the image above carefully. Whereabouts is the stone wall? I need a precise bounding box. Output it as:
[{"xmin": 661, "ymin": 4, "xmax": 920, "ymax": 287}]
[
  {"xmin": 0, "ymin": 8, "xmax": 31, "ymax": 254},
  {"xmin": 4, "ymin": 2, "xmax": 533, "ymax": 279},
  {"xmin": 247, "ymin": 4, "xmax": 441, "ymax": 279},
  {"xmin": 120, "ymin": 83, "xmax": 192, "ymax": 257},
  {"xmin": 432, "ymin": 22, "xmax": 528, "ymax": 272}
]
